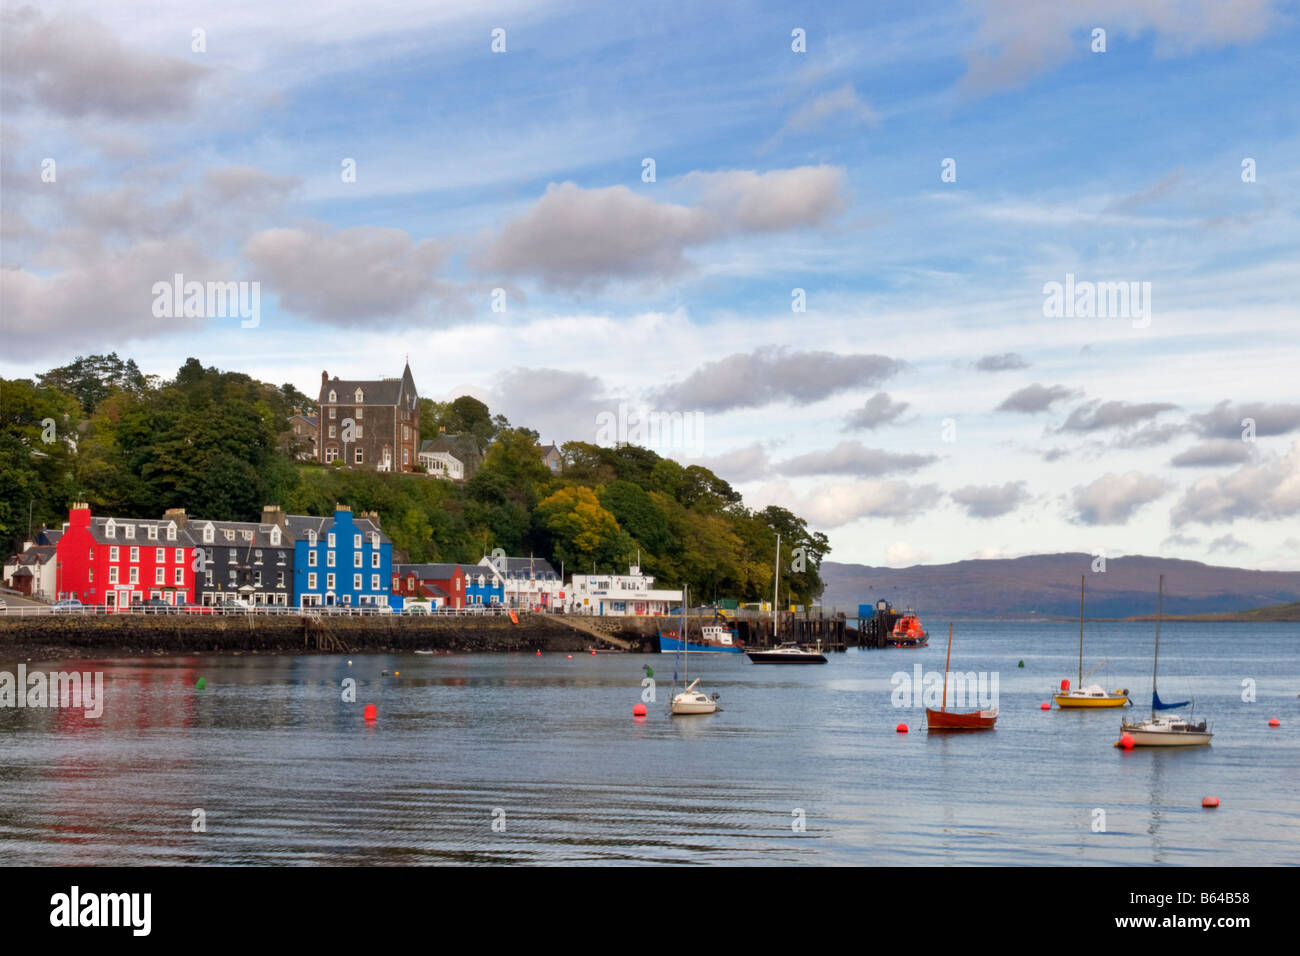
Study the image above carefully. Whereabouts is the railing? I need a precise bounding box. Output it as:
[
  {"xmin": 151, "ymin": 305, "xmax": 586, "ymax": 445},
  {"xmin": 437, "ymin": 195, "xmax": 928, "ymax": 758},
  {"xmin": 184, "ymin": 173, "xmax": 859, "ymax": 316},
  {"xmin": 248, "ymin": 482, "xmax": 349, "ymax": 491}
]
[{"xmin": 0, "ymin": 604, "xmax": 534, "ymax": 618}]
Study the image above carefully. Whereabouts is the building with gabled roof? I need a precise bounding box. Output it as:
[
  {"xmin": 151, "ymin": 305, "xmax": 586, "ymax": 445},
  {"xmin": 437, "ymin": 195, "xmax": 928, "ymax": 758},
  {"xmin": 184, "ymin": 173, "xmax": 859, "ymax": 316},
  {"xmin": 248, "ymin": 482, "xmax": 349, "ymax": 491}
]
[{"xmin": 317, "ymin": 362, "xmax": 419, "ymax": 473}]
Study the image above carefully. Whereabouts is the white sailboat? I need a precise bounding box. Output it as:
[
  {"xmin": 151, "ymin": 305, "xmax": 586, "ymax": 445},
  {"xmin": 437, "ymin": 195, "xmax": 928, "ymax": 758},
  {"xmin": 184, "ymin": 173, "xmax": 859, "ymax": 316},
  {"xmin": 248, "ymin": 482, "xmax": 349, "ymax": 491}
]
[
  {"xmin": 671, "ymin": 585, "xmax": 718, "ymax": 715},
  {"xmin": 1119, "ymin": 575, "xmax": 1212, "ymax": 747}
]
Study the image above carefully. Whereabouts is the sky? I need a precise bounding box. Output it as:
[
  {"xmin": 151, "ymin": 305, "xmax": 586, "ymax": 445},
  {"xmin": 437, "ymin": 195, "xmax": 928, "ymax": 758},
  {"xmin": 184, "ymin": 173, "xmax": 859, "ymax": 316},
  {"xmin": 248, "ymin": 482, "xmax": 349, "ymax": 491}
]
[{"xmin": 2, "ymin": 0, "xmax": 1298, "ymax": 570}]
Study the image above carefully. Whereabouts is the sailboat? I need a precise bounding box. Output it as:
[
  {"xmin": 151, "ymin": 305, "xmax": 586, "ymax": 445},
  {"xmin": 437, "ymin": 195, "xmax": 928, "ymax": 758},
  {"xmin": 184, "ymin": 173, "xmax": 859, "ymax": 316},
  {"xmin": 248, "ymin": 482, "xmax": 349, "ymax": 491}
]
[
  {"xmin": 1118, "ymin": 575, "xmax": 1212, "ymax": 746},
  {"xmin": 746, "ymin": 533, "xmax": 828, "ymax": 664},
  {"xmin": 926, "ymin": 623, "xmax": 997, "ymax": 730},
  {"xmin": 671, "ymin": 585, "xmax": 719, "ymax": 715},
  {"xmin": 1054, "ymin": 576, "xmax": 1129, "ymax": 708}
]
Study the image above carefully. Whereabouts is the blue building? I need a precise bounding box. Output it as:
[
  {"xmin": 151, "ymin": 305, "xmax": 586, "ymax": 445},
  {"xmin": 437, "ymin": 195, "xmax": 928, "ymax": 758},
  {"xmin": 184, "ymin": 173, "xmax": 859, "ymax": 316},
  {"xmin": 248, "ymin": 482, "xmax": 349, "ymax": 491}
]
[
  {"xmin": 463, "ymin": 560, "xmax": 505, "ymax": 606},
  {"xmin": 287, "ymin": 507, "xmax": 392, "ymax": 608}
]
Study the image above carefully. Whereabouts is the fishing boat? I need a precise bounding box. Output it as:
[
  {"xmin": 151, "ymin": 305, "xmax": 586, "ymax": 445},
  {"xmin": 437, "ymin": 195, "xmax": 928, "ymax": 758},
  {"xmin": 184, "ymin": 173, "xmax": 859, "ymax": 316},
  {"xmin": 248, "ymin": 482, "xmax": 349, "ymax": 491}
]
[
  {"xmin": 891, "ymin": 609, "xmax": 928, "ymax": 647},
  {"xmin": 926, "ymin": 623, "xmax": 997, "ymax": 731},
  {"xmin": 1118, "ymin": 575, "xmax": 1212, "ymax": 747},
  {"xmin": 1054, "ymin": 576, "xmax": 1128, "ymax": 708},
  {"xmin": 658, "ymin": 621, "xmax": 743, "ymax": 654},
  {"xmin": 745, "ymin": 641, "xmax": 828, "ymax": 664},
  {"xmin": 671, "ymin": 585, "xmax": 719, "ymax": 716}
]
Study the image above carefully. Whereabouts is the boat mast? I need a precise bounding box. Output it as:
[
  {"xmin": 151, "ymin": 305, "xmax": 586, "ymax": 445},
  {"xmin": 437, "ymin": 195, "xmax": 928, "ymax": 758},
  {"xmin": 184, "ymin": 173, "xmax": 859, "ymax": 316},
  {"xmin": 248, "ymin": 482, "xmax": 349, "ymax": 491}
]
[
  {"xmin": 683, "ymin": 584, "xmax": 689, "ymax": 688},
  {"xmin": 942, "ymin": 622, "xmax": 953, "ymax": 712},
  {"xmin": 1078, "ymin": 575, "xmax": 1085, "ymax": 686},
  {"xmin": 1152, "ymin": 574, "xmax": 1163, "ymax": 719},
  {"xmin": 773, "ymin": 533, "xmax": 781, "ymax": 643}
]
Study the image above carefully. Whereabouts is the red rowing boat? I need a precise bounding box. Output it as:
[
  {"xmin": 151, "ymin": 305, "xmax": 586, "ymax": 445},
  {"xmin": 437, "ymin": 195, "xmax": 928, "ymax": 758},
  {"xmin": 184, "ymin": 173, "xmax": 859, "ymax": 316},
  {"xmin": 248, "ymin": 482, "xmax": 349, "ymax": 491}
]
[{"xmin": 926, "ymin": 623, "xmax": 998, "ymax": 732}]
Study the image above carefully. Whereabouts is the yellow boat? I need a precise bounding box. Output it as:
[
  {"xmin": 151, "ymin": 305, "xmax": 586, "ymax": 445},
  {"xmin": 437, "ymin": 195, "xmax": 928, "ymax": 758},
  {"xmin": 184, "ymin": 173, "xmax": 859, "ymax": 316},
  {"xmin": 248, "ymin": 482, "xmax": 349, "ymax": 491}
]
[{"xmin": 1053, "ymin": 576, "xmax": 1129, "ymax": 709}]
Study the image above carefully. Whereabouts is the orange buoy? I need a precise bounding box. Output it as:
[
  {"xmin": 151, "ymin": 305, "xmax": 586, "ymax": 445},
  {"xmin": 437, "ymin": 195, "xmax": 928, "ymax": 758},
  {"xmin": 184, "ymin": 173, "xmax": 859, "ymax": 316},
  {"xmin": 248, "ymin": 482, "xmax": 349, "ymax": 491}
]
[
  {"xmin": 591, "ymin": 649, "xmax": 597, "ymax": 655},
  {"xmin": 363, "ymin": 704, "xmax": 377, "ymax": 721},
  {"xmin": 567, "ymin": 654, "xmax": 572, "ymax": 659},
  {"xmin": 1202, "ymin": 796, "xmax": 1220, "ymax": 808},
  {"xmin": 895, "ymin": 723, "xmax": 908, "ymax": 733},
  {"xmin": 1119, "ymin": 734, "xmax": 1135, "ymax": 749},
  {"xmin": 633, "ymin": 703, "xmax": 647, "ymax": 717},
  {"xmin": 1268, "ymin": 718, "xmax": 1280, "ymax": 727},
  {"xmin": 535, "ymin": 650, "xmax": 541, "ymax": 656},
  {"xmin": 1040, "ymin": 702, "xmax": 1050, "ymax": 710}
]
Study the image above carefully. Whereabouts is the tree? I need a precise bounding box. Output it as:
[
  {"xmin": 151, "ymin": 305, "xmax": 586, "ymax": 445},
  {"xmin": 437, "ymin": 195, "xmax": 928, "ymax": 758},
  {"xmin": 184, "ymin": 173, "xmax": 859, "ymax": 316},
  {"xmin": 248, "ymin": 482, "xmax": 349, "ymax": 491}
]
[
  {"xmin": 36, "ymin": 353, "xmax": 148, "ymax": 414},
  {"xmin": 535, "ymin": 486, "xmax": 634, "ymax": 573}
]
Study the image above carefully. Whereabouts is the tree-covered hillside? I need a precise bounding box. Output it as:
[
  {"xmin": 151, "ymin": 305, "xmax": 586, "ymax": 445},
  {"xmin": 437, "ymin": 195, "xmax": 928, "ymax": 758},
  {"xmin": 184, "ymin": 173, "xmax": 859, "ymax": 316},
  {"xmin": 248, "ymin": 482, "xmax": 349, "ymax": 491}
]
[{"xmin": 2, "ymin": 355, "xmax": 829, "ymax": 604}]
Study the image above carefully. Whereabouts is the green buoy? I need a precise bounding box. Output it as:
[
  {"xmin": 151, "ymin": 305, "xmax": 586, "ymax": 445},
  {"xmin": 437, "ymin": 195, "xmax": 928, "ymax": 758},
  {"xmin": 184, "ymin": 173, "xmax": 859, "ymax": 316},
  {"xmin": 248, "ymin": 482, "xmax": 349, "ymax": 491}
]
[
  {"xmin": 1017, "ymin": 661, "xmax": 1024, "ymax": 668},
  {"xmin": 195, "ymin": 677, "xmax": 206, "ymax": 690},
  {"xmin": 645, "ymin": 666, "xmax": 654, "ymax": 678}
]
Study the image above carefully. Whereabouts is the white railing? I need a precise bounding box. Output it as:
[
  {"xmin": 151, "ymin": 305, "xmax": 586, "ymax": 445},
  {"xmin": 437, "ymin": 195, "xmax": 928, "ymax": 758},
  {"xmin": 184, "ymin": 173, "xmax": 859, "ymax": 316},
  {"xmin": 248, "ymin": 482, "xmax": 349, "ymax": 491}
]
[{"xmin": 0, "ymin": 604, "xmax": 533, "ymax": 619}]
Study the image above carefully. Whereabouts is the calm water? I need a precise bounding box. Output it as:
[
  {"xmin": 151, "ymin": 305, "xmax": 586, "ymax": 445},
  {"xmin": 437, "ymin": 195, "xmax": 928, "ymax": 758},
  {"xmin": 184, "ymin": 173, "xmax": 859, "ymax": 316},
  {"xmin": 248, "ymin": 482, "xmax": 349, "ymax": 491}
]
[{"xmin": 1, "ymin": 622, "xmax": 1297, "ymax": 865}]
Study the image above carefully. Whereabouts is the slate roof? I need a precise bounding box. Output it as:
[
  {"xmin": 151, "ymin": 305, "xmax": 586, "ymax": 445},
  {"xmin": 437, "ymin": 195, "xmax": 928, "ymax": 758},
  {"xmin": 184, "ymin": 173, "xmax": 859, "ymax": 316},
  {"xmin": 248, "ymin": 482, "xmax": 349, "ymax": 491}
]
[
  {"xmin": 395, "ymin": 562, "xmax": 462, "ymax": 579},
  {"xmin": 193, "ymin": 519, "xmax": 291, "ymax": 549},
  {"xmin": 87, "ymin": 517, "xmax": 198, "ymax": 546},
  {"xmin": 318, "ymin": 363, "xmax": 417, "ymax": 411},
  {"xmin": 284, "ymin": 513, "xmax": 391, "ymax": 544},
  {"xmin": 484, "ymin": 556, "xmax": 559, "ymax": 578}
]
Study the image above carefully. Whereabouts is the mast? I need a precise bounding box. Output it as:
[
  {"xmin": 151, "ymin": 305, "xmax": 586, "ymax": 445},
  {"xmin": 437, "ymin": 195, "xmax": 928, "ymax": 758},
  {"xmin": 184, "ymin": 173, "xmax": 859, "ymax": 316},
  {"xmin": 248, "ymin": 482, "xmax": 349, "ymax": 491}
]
[
  {"xmin": 682, "ymin": 584, "xmax": 689, "ymax": 687},
  {"xmin": 1152, "ymin": 574, "xmax": 1163, "ymax": 718},
  {"xmin": 1078, "ymin": 575, "xmax": 1085, "ymax": 686},
  {"xmin": 773, "ymin": 533, "xmax": 781, "ymax": 643},
  {"xmin": 942, "ymin": 622, "xmax": 953, "ymax": 712}
]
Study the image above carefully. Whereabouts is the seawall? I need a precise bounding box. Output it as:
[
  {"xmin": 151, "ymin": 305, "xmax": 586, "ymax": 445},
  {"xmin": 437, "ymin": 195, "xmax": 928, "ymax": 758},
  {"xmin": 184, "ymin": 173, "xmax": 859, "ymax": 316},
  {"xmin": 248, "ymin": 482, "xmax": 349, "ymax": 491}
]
[{"xmin": 0, "ymin": 614, "xmax": 662, "ymax": 660}]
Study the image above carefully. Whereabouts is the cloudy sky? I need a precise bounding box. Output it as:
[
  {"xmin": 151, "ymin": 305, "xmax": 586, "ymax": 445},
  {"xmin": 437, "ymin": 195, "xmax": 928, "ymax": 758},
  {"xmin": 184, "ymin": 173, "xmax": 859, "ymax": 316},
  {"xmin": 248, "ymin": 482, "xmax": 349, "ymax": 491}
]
[{"xmin": 2, "ymin": 0, "xmax": 1298, "ymax": 569}]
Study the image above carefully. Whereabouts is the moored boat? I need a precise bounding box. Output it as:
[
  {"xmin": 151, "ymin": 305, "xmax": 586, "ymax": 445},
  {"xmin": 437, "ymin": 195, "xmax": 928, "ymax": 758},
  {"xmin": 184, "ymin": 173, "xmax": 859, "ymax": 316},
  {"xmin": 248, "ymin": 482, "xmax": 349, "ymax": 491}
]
[
  {"xmin": 745, "ymin": 641, "xmax": 827, "ymax": 664},
  {"xmin": 1055, "ymin": 576, "xmax": 1129, "ymax": 708},
  {"xmin": 658, "ymin": 622, "xmax": 743, "ymax": 654},
  {"xmin": 891, "ymin": 609, "xmax": 928, "ymax": 647},
  {"xmin": 925, "ymin": 623, "xmax": 997, "ymax": 732}
]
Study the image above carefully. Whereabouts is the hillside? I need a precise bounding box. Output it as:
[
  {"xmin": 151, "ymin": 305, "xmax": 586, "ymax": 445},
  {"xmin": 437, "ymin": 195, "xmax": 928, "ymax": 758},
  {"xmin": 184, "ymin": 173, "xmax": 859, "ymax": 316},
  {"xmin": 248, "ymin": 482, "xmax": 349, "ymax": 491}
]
[{"xmin": 821, "ymin": 553, "xmax": 1300, "ymax": 620}]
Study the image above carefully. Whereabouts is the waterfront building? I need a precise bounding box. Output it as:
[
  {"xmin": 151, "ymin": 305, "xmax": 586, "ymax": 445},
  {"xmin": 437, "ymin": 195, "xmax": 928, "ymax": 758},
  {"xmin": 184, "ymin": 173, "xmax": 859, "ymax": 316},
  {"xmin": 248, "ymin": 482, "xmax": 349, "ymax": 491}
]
[
  {"xmin": 464, "ymin": 560, "xmax": 505, "ymax": 606},
  {"xmin": 178, "ymin": 506, "xmax": 296, "ymax": 606},
  {"xmin": 3, "ymin": 543, "xmax": 57, "ymax": 599},
  {"xmin": 393, "ymin": 562, "xmax": 467, "ymax": 609},
  {"xmin": 566, "ymin": 563, "xmax": 681, "ymax": 616},
  {"xmin": 53, "ymin": 503, "xmax": 198, "ymax": 607},
  {"xmin": 316, "ymin": 363, "xmax": 420, "ymax": 473},
  {"xmin": 479, "ymin": 555, "xmax": 563, "ymax": 609},
  {"xmin": 287, "ymin": 506, "xmax": 393, "ymax": 608}
]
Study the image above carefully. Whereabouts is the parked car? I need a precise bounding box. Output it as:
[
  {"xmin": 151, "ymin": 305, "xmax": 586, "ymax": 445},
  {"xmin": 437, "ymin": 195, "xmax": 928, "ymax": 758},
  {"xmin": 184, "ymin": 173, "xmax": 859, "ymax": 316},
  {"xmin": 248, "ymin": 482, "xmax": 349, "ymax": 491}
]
[
  {"xmin": 52, "ymin": 599, "xmax": 85, "ymax": 614},
  {"xmin": 0, "ymin": 598, "xmax": 7, "ymax": 610},
  {"xmin": 131, "ymin": 598, "xmax": 175, "ymax": 614},
  {"xmin": 403, "ymin": 603, "xmax": 431, "ymax": 615}
]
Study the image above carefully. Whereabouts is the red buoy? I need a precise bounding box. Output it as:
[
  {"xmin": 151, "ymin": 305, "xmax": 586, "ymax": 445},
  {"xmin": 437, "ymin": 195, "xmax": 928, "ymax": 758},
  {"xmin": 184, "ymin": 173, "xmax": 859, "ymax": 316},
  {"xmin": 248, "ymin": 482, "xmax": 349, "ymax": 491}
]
[
  {"xmin": 633, "ymin": 703, "xmax": 647, "ymax": 717},
  {"xmin": 591, "ymin": 649, "xmax": 597, "ymax": 655},
  {"xmin": 1202, "ymin": 796, "xmax": 1219, "ymax": 808},
  {"xmin": 1119, "ymin": 734, "xmax": 1135, "ymax": 749},
  {"xmin": 1268, "ymin": 718, "xmax": 1280, "ymax": 727},
  {"xmin": 363, "ymin": 704, "xmax": 377, "ymax": 721},
  {"xmin": 895, "ymin": 723, "xmax": 908, "ymax": 733},
  {"xmin": 567, "ymin": 654, "xmax": 572, "ymax": 659},
  {"xmin": 1060, "ymin": 679, "xmax": 1070, "ymax": 692},
  {"xmin": 1040, "ymin": 702, "xmax": 1051, "ymax": 710},
  {"xmin": 535, "ymin": 650, "xmax": 541, "ymax": 656}
]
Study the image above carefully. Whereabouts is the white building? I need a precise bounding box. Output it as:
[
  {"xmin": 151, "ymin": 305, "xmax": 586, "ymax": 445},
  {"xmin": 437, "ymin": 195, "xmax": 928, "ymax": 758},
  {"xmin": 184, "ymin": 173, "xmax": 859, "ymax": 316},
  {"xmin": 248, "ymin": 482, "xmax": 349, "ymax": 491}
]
[
  {"xmin": 418, "ymin": 437, "xmax": 465, "ymax": 481},
  {"xmin": 477, "ymin": 555, "xmax": 564, "ymax": 609},
  {"xmin": 566, "ymin": 564, "xmax": 682, "ymax": 616},
  {"xmin": 3, "ymin": 541, "xmax": 58, "ymax": 600}
]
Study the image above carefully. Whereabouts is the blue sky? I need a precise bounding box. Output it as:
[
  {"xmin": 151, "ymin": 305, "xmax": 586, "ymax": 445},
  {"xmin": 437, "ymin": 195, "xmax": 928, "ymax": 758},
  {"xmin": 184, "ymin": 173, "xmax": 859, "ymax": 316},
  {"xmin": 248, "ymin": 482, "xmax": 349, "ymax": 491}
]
[{"xmin": 2, "ymin": 0, "xmax": 1298, "ymax": 569}]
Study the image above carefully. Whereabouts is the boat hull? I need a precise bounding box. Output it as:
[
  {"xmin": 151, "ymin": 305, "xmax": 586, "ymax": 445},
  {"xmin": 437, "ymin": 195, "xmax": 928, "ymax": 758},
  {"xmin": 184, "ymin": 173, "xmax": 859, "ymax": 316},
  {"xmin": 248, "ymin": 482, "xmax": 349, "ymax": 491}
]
[
  {"xmin": 658, "ymin": 631, "xmax": 743, "ymax": 654},
  {"xmin": 670, "ymin": 698, "xmax": 717, "ymax": 715},
  {"xmin": 1120, "ymin": 723, "xmax": 1212, "ymax": 746},
  {"xmin": 926, "ymin": 708, "xmax": 997, "ymax": 730},
  {"xmin": 1054, "ymin": 693, "xmax": 1128, "ymax": 708},
  {"xmin": 745, "ymin": 651, "xmax": 827, "ymax": 664}
]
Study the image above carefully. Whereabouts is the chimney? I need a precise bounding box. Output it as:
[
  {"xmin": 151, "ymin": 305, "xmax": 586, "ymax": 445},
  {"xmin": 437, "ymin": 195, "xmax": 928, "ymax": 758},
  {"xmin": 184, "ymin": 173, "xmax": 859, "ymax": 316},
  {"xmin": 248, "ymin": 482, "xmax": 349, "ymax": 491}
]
[
  {"xmin": 439, "ymin": 426, "xmax": 446, "ymax": 434},
  {"xmin": 335, "ymin": 502, "xmax": 352, "ymax": 513},
  {"xmin": 68, "ymin": 503, "xmax": 91, "ymax": 528},
  {"xmin": 321, "ymin": 371, "xmax": 328, "ymax": 387},
  {"xmin": 164, "ymin": 507, "xmax": 188, "ymax": 529},
  {"xmin": 261, "ymin": 505, "xmax": 286, "ymax": 529}
]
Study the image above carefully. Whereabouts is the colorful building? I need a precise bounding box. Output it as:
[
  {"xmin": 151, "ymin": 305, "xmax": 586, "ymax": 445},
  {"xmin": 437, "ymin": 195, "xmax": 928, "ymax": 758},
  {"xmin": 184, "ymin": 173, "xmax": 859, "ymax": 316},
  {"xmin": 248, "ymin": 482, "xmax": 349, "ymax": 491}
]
[
  {"xmin": 181, "ymin": 506, "xmax": 296, "ymax": 606},
  {"xmin": 479, "ymin": 555, "xmax": 563, "ymax": 609},
  {"xmin": 566, "ymin": 563, "xmax": 680, "ymax": 616},
  {"xmin": 287, "ymin": 506, "xmax": 392, "ymax": 608},
  {"xmin": 463, "ymin": 560, "xmax": 505, "ymax": 606},
  {"xmin": 392, "ymin": 562, "xmax": 466, "ymax": 609},
  {"xmin": 54, "ymin": 503, "xmax": 198, "ymax": 607}
]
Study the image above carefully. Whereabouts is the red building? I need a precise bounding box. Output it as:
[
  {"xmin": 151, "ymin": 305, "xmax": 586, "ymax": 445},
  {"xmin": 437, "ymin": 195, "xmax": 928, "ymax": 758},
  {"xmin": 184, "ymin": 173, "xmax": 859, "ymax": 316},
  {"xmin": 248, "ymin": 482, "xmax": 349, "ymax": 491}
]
[
  {"xmin": 55, "ymin": 503, "xmax": 199, "ymax": 607},
  {"xmin": 392, "ymin": 562, "xmax": 465, "ymax": 609}
]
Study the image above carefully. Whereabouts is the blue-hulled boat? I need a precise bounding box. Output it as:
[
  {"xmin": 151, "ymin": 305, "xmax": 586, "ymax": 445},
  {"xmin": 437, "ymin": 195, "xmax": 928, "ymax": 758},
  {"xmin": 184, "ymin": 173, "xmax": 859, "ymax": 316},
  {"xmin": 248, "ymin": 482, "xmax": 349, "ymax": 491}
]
[{"xmin": 658, "ymin": 623, "xmax": 744, "ymax": 654}]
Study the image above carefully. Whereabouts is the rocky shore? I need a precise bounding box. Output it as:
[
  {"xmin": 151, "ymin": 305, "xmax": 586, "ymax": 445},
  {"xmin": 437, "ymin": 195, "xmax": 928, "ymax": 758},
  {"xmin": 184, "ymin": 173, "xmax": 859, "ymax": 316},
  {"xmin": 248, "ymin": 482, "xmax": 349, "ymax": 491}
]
[{"xmin": 0, "ymin": 613, "xmax": 661, "ymax": 660}]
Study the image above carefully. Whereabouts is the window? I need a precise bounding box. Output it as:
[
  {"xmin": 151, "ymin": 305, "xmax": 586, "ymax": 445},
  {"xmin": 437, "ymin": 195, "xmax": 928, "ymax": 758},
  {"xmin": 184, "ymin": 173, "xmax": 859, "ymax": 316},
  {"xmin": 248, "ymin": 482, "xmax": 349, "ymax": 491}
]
[
  {"xmin": 110, "ymin": 546, "xmax": 119, "ymax": 561},
  {"xmin": 277, "ymin": 550, "xmax": 285, "ymax": 564},
  {"xmin": 403, "ymin": 449, "xmax": 409, "ymax": 465},
  {"xmin": 205, "ymin": 571, "xmax": 214, "ymax": 587},
  {"xmin": 354, "ymin": 552, "xmax": 362, "ymax": 568},
  {"xmin": 88, "ymin": 568, "xmax": 94, "ymax": 583},
  {"xmin": 307, "ymin": 530, "xmax": 317, "ymax": 546},
  {"xmin": 225, "ymin": 530, "xmax": 235, "ymax": 541},
  {"xmin": 355, "ymin": 425, "xmax": 363, "ymax": 439},
  {"xmin": 371, "ymin": 532, "xmax": 379, "ymax": 547},
  {"xmin": 351, "ymin": 574, "xmax": 361, "ymax": 590},
  {"xmin": 355, "ymin": 447, "xmax": 364, "ymax": 464},
  {"xmin": 125, "ymin": 524, "xmax": 135, "ymax": 539},
  {"xmin": 130, "ymin": 546, "xmax": 139, "ymax": 562},
  {"xmin": 229, "ymin": 549, "xmax": 237, "ymax": 562},
  {"xmin": 356, "ymin": 407, "xmax": 363, "ymax": 419},
  {"xmin": 155, "ymin": 568, "xmax": 164, "ymax": 584},
  {"xmin": 229, "ymin": 569, "xmax": 237, "ymax": 583},
  {"xmin": 109, "ymin": 566, "xmax": 119, "ymax": 584},
  {"xmin": 105, "ymin": 520, "xmax": 116, "ymax": 538},
  {"xmin": 276, "ymin": 572, "xmax": 285, "ymax": 588},
  {"xmin": 326, "ymin": 574, "xmax": 335, "ymax": 590},
  {"xmin": 328, "ymin": 406, "xmax": 336, "ymax": 418},
  {"xmin": 156, "ymin": 547, "xmax": 165, "ymax": 563},
  {"xmin": 255, "ymin": 549, "xmax": 263, "ymax": 564},
  {"xmin": 243, "ymin": 530, "xmax": 253, "ymax": 542},
  {"xmin": 355, "ymin": 389, "xmax": 363, "ymax": 403},
  {"xmin": 353, "ymin": 534, "xmax": 362, "ymax": 549},
  {"xmin": 371, "ymin": 552, "xmax": 380, "ymax": 569},
  {"xmin": 327, "ymin": 551, "xmax": 336, "ymax": 568},
  {"xmin": 328, "ymin": 390, "xmax": 337, "ymax": 403},
  {"xmin": 308, "ymin": 573, "xmax": 317, "ymax": 590},
  {"xmin": 270, "ymin": 528, "xmax": 281, "ymax": 546},
  {"xmin": 129, "ymin": 567, "xmax": 139, "ymax": 584},
  {"xmin": 403, "ymin": 425, "xmax": 410, "ymax": 441},
  {"xmin": 328, "ymin": 425, "xmax": 336, "ymax": 438},
  {"xmin": 254, "ymin": 571, "xmax": 262, "ymax": 587},
  {"xmin": 371, "ymin": 574, "xmax": 380, "ymax": 591},
  {"xmin": 308, "ymin": 551, "xmax": 318, "ymax": 567},
  {"xmin": 148, "ymin": 525, "xmax": 158, "ymax": 540},
  {"xmin": 175, "ymin": 568, "xmax": 184, "ymax": 585},
  {"xmin": 205, "ymin": 548, "xmax": 213, "ymax": 564},
  {"xmin": 203, "ymin": 525, "xmax": 214, "ymax": 543},
  {"xmin": 328, "ymin": 533, "xmax": 335, "ymax": 548},
  {"xmin": 167, "ymin": 524, "xmax": 176, "ymax": 541},
  {"xmin": 175, "ymin": 548, "xmax": 184, "ymax": 564}
]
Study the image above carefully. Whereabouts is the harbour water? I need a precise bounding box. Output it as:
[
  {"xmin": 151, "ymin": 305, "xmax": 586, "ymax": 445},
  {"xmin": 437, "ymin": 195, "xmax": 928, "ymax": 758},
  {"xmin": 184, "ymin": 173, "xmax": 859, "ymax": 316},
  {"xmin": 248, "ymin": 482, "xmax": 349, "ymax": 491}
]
[{"xmin": 1, "ymin": 621, "xmax": 1296, "ymax": 865}]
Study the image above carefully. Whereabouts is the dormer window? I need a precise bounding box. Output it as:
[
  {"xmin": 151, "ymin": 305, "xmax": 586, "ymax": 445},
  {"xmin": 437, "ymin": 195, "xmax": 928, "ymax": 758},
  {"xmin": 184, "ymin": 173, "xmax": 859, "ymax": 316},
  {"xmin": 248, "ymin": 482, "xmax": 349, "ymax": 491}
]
[
  {"xmin": 270, "ymin": 528, "xmax": 281, "ymax": 545},
  {"xmin": 371, "ymin": 532, "xmax": 379, "ymax": 547},
  {"xmin": 355, "ymin": 388, "xmax": 364, "ymax": 403},
  {"xmin": 105, "ymin": 519, "xmax": 116, "ymax": 539},
  {"xmin": 243, "ymin": 530, "xmax": 253, "ymax": 542},
  {"xmin": 147, "ymin": 525, "xmax": 158, "ymax": 540},
  {"xmin": 225, "ymin": 530, "xmax": 234, "ymax": 541},
  {"xmin": 308, "ymin": 530, "xmax": 317, "ymax": 546},
  {"xmin": 328, "ymin": 390, "xmax": 337, "ymax": 403},
  {"xmin": 125, "ymin": 524, "xmax": 135, "ymax": 539},
  {"xmin": 167, "ymin": 523, "xmax": 176, "ymax": 541},
  {"xmin": 203, "ymin": 524, "xmax": 214, "ymax": 543}
]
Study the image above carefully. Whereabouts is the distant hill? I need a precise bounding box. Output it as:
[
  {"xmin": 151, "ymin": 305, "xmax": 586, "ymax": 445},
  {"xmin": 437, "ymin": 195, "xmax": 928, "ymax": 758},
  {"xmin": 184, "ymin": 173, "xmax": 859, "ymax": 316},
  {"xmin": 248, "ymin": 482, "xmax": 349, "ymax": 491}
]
[
  {"xmin": 1129, "ymin": 602, "xmax": 1300, "ymax": 623},
  {"xmin": 821, "ymin": 553, "xmax": 1300, "ymax": 620}
]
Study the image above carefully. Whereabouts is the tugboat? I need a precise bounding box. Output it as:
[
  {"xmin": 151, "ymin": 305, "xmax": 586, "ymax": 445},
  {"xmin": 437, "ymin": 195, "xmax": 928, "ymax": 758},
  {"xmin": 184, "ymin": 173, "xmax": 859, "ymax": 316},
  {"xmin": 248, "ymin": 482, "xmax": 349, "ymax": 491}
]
[{"xmin": 890, "ymin": 609, "xmax": 928, "ymax": 647}]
